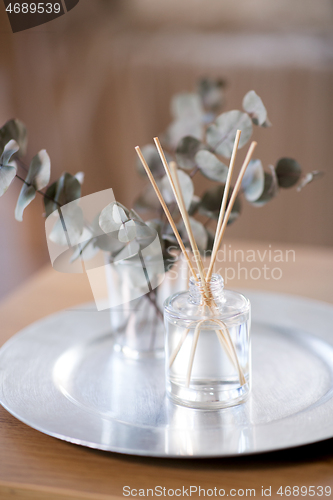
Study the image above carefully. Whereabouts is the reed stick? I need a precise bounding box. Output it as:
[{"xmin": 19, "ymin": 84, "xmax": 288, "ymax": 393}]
[
  {"xmin": 163, "ymin": 156, "xmax": 237, "ymax": 380},
  {"xmin": 211, "ymin": 130, "xmax": 241, "ymax": 260},
  {"xmin": 169, "ymin": 161, "xmax": 207, "ymax": 285},
  {"xmin": 136, "ymin": 139, "xmax": 250, "ymax": 391},
  {"xmin": 153, "ymin": 137, "xmax": 209, "ymax": 293},
  {"xmin": 217, "ymin": 330, "xmax": 245, "ymax": 386},
  {"xmin": 215, "ymin": 329, "xmax": 238, "ymax": 369},
  {"xmin": 213, "ymin": 322, "xmax": 246, "ymax": 386},
  {"xmin": 135, "ymin": 146, "xmax": 197, "ymax": 279},
  {"xmin": 171, "ymin": 161, "xmax": 219, "ymax": 312},
  {"xmin": 169, "ymin": 320, "xmax": 240, "ymax": 379},
  {"xmin": 169, "ymin": 327, "xmax": 190, "ymax": 368},
  {"xmin": 185, "ymin": 319, "xmax": 204, "ymax": 388},
  {"xmin": 206, "ymin": 141, "xmax": 257, "ymax": 281}
]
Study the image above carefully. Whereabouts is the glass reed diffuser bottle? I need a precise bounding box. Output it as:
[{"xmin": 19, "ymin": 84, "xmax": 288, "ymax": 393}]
[
  {"xmin": 164, "ymin": 274, "xmax": 251, "ymax": 409},
  {"xmin": 136, "ymin": 130, "xmax": 256, "ymax": 410}
]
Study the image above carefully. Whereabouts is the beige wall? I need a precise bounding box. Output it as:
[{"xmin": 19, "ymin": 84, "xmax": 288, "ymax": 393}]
[
  {"xmin": 124, "ymin": 0, "xmax": 333, "ymax": 32},
  {"xmin": 0, "ymin": 0, "xmax": 332, "ymax": 299}
]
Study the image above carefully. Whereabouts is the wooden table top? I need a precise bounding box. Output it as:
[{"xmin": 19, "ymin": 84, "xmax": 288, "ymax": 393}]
[{"xmin": 0, "ymin": 240, "xmax": 333, "ymax": 500}]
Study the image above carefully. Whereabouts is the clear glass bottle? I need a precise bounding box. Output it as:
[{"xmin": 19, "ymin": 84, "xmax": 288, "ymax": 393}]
[
  {"xmin": 105, "ymin": 253, "xmax": 189, "ymax": 359},
  {"xmin": 164, "ymin": 274, "xmax": 251, "ymax": 409}
]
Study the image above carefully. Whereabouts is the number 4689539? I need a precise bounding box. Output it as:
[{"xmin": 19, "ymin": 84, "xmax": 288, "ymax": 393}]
[
  {"xmin": 6, "ymin": 3, "xmax": 61, "ymax": 14},
  {"xmin": 277, "ymin": 485, "xmax": 331, "ymax": 496}
]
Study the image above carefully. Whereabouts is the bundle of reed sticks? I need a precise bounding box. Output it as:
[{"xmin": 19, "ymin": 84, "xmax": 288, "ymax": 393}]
[{"xmin": 135, "ymin": 132, "xmax": 256, "ymax": 387}]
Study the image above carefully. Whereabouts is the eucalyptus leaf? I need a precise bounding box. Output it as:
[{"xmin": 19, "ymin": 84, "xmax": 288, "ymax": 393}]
[
  {"xmin": 74, "ymin": 172, "xmax": 85, "ymax": 184},
  {"xmin": 0, "ymin": 140, "xmax": 19, "ymax": 197},
  {"xmin": 0, "ymin": 162, "xmax": 17, "ymax": 197},
  {"xmin": 15, "ymin": 150, "xmax": 51, "ymax": 221},
  {"xmin": 99, "ymin": 202, "xmax": 156, "ymax": 255},
  {"xmin": 268, "ymin": 164, "xmax": 279, "ymax": 195},
  {"xmin": 242, "ymin": 90, "xmax": 269, "ymax": 127},
  {"xmin": 160, "ymin": 170, "xmax": 194, "ymax": 210},
  {"xmin": 163, "ymin": 246, "xmax": 178, "ymax": 272},
  {"xmin": 70, "ymin": 228, "xmax": 100, "ymax": 263},
  {"xmin": 94, "ymin": 232, "xmax": 125, "ymax": 254},
  {"xmin": 147, "ymin": 218, "xmax": 177, "ymax": 249},
  {"xmin": 252, "ymin": 166, "xmax": 278, "ymax": 206},
  {"xmin": 241, "ymin": 159, "xmax": 265, "ymax": 202},
  {"xmin": 178, "ymin": 216, "xmax": 208, "ymax": 253},
  {"xmin": 195, "ymin": 150, "xmax": 228, "ymax": 182},
  {"xmin": 206, "ymin": 110, "xmax": 253, "ymax": 158},
  {"xmin": 166, "ymin": 119, "xmax": 203, "ymax": 150},
  {"xmin": 227, "ymin": 204, "xmax": 241, "ymax": 224},
  {"xmin": 0, "ymin": 119, "xmax": 27, "ymax": 157},
  {"xmin": 134, "ymin": 220, "xmax": 157, "ymax": 251},
  {"xmin": 49, "ymin": 205, "xmax": 84, "ymax": 246},
  {"xmin": 44, "ymin": 173, "xmax": 81, "ymax": 217},
  {"xmin": 227, "ymin": 195, "xmax": 242, "ymax": 224},
  {"xmin": 275, "ymin": 158, "xmax": 302, "ymax": 188},
  {"xmin": 188, "ymin": 195, "xmax": 201, "ymax": 216},
  {"xmin": 175, "ymin": 136, "xmax": 202, "ymax": 170},
  {"xmin": 99, "ymin": 202, "xmax": 127, "ymax": 234},
  {"xmin": 296, "ymin": 171, "xmax": 324, "ymax": 192},
  {"xmin": 162, "ymin": 233, "xmax": 178, "ymax": 246},
  {"xmin": 113, "ymin": 204, "xmax": 128, "ymax": 225},
  {"xmin": 89, "ymin": 212, "xmax": 104, "ymax": 235},
  {"xmin": 197, "ymin": 78, "xmax": 225, "ymax": 112},
  {"xmin": 168, "ymin": 90, "xmax": 204, "ymax": 148},
  {"xmin": 145, "ymin": 218, "xmax": 162, "ymax": 233},
  {"xmin": 136, "ymin": 144, "xmax": 167, "ymax": 177},
  {"xmin": 134, "ymin": 183, "xmax": 162, "ymax": 213},
  {"xmin": 15, "ymin": 184, "xmax": 36, "ymax": 222},
  {"xmin": 1, "ymin": 139, "xmax": 19, "ymax": 166},
  {"xmin": 26, "ymin": 150, "xmax": 51, "ymax": 190},
  {"xmin": 114, "ymin": 220, "xmax": 160, "ymax": 261},
  {"xmin": 118, "ymin": 219, "xmax": 136, "ymax": 243},
  {"xmin": 199, "ymin": 184, "xmax": 241, "ymax": 223},
  {"xmin": 261, "ymin": 118, "xmax": 272, "ymax": 128},
  {"xmin": 113, "ymin": 240, "xmax": 140, "ymax": 262},
  {"xmin": 129, "ymin": 208, "xmax": 144, "ymax": 223},
  {"xmin": 205, "ymin": 227, "xmax": 215, "ymax": 253},
  {"xmin": 171, "ymin": 93, "xmax": 203, "ymax": 121}
]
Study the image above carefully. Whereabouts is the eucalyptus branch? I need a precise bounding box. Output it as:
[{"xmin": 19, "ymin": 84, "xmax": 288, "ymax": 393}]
[
  {"xmin": 0, "ymin": 84, "xmax": 320, "ymax": 271},
  {"xmin": 146, "ymin": 289, "xmax": 163, "ymax": 321},
  {"xmin": 189, "ymin": 166, "xmax": 199, "ymax": 178},
  {"xmin": 15, "ymin": 173, "xmax": 61, "ymax": 207}
]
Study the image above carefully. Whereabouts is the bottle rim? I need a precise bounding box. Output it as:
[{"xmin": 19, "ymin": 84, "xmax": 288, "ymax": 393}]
[{"xmin": 164, "ymin": 288, "xmax": 250, "ymax": 324}]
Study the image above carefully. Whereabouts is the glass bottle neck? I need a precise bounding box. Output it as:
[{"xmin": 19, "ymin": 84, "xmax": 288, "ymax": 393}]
[{"xmin": 188, "ymin": 273, "xmax": 225, "ymax": 306}]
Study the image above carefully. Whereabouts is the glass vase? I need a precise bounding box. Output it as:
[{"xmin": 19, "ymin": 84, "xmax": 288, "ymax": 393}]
[
  {"xmin": 105, "ymin": 254, "xmax": 189, "ymax": 359},
  {"xmin": 164, "ymin": 274, "xmax": 251, "ymax": 409}
]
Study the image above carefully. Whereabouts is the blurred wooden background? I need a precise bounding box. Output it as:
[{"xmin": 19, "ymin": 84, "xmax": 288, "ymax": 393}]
[{"xmin": 0, "ymin": 0, "xmax": 332, "ymax": 299}]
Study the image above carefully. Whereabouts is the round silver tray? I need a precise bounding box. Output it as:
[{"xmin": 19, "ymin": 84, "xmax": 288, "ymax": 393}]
[{"xmin": 0, "ymin": 291, "xmax": 333, "ymax": 458}]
